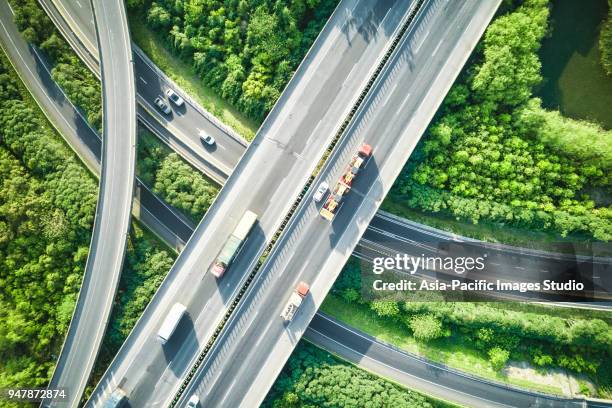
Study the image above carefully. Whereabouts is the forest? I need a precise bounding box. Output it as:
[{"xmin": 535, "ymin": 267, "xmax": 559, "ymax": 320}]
[
  {"xmin": 139, "ymin": 0, "xmax": 339, "ymax": 122},
  {"xmin": 0, "ymin": 49, "xmax": 174, "ymax": 398},
  {"xmin": 331, "ymin": 258, "xmax": 612, "ymax": 397},
  {"xmin": 137, "ymin": 129, "xmax": 219, "ymax": 222},
  {"xmin": 601, "ymin": 0, "xmax": 612, "ymax": 76},
  {"xmin": 391, "ymin": 0, "xmax": 612, "ymax": 241},
  {"xmin": 263, "ymin": 342, "xmax": 453, "ymax": 408},
  {"xmin": 11, "ymin": 0, "xmax": 220, "ymax": 225}
]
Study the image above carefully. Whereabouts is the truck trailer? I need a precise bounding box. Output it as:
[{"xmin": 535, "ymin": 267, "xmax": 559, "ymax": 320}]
[
  {"xmin": 209, "ymin": 210, "xmax": 258, "ymax": 278},
  {"xmin": 320, "ymin": 143, "xmax": 372, "ymax": 221}
]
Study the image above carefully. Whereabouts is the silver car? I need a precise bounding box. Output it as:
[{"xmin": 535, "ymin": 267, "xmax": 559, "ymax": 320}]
[
  {"xmin": 165, "ymin": 88, "xmax": 184, "ymax": 106},
  {"xmin": 154, "ymin": 97, "xmax": 171, "ymax": 115},
  {"xmin": 186, "ymin": 395, "xmax": 199, "ymax": 407},
  {"xmin": 313, "ymin": 181, "xmax": 329, "ymax": 202}
]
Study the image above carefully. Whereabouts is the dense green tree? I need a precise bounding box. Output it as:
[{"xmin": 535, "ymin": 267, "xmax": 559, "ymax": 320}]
[
  {"xmin": 0, "ymin": 50, "xmax": 175, "ymax": 396},
  {"xmin": 407, "ymin": 314, "xmax": 446, "ymax": 342},
  {"xmin": 391, "ymin": 0, "xmax": 612, "ymax": 241},
  {"xmin": 141, "ymin": 0, "xmax": 338, "ymax": 121},
  {"xmin": 488, "ymin": 347, "xmax": 510, "ymax": 371},
  {"xmin": 263, "ymin": 342, "xmax": 445, "ymax": 408}
]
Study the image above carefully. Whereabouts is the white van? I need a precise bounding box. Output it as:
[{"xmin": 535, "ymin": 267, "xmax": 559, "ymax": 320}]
[{"xmin": 157, "ymin": 303, "xmax": 187, "ymax": 344}]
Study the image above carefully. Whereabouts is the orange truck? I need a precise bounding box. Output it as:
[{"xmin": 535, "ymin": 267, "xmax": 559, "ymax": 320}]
[{"xmin": 320, "ymin": 143, "xmax": 372, "ymax": 221}]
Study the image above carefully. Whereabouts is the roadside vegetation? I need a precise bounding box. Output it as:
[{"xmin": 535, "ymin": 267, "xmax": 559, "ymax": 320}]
[
  {"xmin": 600, "ymin": 0, "xmax": 612, "ymax": 76},
  {"xmin": 263, "ymin": 341, "xmax": 457, "ymax": 408},
  {"xmin": 0, "ymin": 52, "xmax": 175, "ymax": 399},
  {"xmin": 11, "ymin": 0, "xmax": 102, "ymax": 132},
  {"xmin": 324, "ymin": 258, "xmax": 612, "ymax": 398},
  {"xmin": 129, "ymin": 17, "xmax": 258, "ymax": 141},
  {"xmin": 389, "ymin": 0, "xmax": 612, "ymax": 242},
  {"xmin": 10, "ymin": 0, "xmax": 220, "ymax": 225},
  {"xmin": 137, "ymin": 128, "xmax": 219, "ymax": 223},
  {"xmin": 130, "ymin": 0, "xmax": 338, "ymax": 126}
]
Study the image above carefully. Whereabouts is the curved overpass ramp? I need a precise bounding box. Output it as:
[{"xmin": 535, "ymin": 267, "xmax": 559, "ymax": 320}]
[{"xmin": 43, "ymin": 0, "xmax": 136, "ymax": 406}]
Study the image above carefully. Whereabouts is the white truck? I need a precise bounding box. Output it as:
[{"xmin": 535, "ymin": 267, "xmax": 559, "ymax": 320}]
[
  {"xmin": 157, "ymin": 303, "xmax": 187, "ymax": 344},
  {"xmin": 280, "ymin": 282, "xmax": 310, "ymax": 322}
]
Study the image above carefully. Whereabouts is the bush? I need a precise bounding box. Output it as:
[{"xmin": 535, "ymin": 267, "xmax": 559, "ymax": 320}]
[
  {"xmin": 407, "ymin": 314, "xmax": 446, "ymax": 342},
  {"xmin": 488, "ymin": 347, "xmax": 510, "ymax": 371}
]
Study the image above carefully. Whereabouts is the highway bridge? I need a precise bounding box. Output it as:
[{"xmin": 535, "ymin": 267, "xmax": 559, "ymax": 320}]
[
  {"xmin": 172, "ymin": 1, "xmax": 504, "ymax": 406},
  {"xmin": 38, "ymin": 0, "xmax": 245, "ymax": 183},
  {"xmin": 40, "ymin": 0, "xmax": 136, "ymax": 406},
  {"xmin": 87, "ymin": 0, "xmax": 415, "ymax": 405}
]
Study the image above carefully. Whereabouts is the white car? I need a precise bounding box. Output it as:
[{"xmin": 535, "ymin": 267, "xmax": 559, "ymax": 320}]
[
  {"xmin": 165, "ymin": 88, "xmax": 184, "ymax": 106},
  {"xmin": 313, "ymin": 181, "xmax": 329, "ymax": 202},
  {"xmin": 186, "ymin": 395, "xmax": 199, "ymax": 407},
  {"xmin": 199, "ymin": 130, "xmax": 215, "ymax": 146}
]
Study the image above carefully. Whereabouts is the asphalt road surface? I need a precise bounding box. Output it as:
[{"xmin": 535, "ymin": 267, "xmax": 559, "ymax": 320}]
[
  {"xmin": 306, "ymin": 313, "xmax": 610, "ymax": 408},
  {"xmin": 43, "ymin": 0, "xmax": 136, "ymax": 407},
  {"xmin": 40, "ymin": 0, "xmax": 245, "ymax": 183},
  {"xmin": 175, "ymin": 1, "xmax": 507, "ymax": 406},
  {"xmin": 0, "ymin": 0, "xmax": 194, "ymax": 250},
  {"xmin": 87, "ymin": 0, "xmax": 414, "ymax": 406}
]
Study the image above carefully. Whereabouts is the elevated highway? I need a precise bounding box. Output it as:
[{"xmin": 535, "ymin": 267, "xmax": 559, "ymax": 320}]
[
  {"xmin": 42, "ymin": 0, "xmax": 136, "ymax": 406},
  {"xmin": 174, "ymin": 1, "xmax": 505, "ymax": 406},
  {"xmin": 87, "ymin": 0, "xmax": 414, "ymax": 405},
  {"xmin": 38, "ymin": 0, "xmax": 245, "ymax": 183}
]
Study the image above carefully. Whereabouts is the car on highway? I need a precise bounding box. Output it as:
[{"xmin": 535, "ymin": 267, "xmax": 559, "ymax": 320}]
[
  {"xmin": 165, "ymin": 88, "xmax": 184, "ymax": 106},
  {"xmin": 154, "ymin": 97, "xmax": 171, "ymax": 115},
  {"xmin": 186, "ymin": 394, "xmax": 200, "ymax": 407},
  {"xmin": 313, "ymin": 181, "xmax": 329, "ymax": 202},
  {"xmin": 199, "ymin": 130, "xmax": 216, "ymax": 146}
]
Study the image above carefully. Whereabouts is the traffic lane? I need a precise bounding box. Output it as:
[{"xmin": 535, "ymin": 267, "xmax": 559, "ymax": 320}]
[
  {"xmin": 189, "ymin": 1, "xmax": 490, "ymax": 404},
  {"xmin": 88, "ymin": 0, "xmax": 410, "ymax": 403},
  {"xmin": 358, "ymin": 217, "xmax": 610, "ymax": 299},
  {"xmin": 116, "ymin": 223, "xmax": 269, "ymax": 407},
  {"xmin": 136, "ymin": 105, "xmax": 231, "ymax": 182},
  {"xmin": 179, "ymin": 0, "xmax": 444, "ymax": 400},
  {"xmin": 53, "ymin": 0, "xmax": 246, "ymax": 174},
  {"xmin": 183, "ymin": 206, "xmax": 332, "ymax": 406},
  {"xmin": 306, "ymin": 314, "xmax": 587, "ymax": 408},
  {"xmin": 46, "ymin": 0, "xmax": 138, "ymax": 404},
  {"xmin": 53, "ymin": 0, "xmax": 96, "ymax": 49},
  {"xmin": 133, "ymin": 54, "xmax": 245, "ymax": 170}
]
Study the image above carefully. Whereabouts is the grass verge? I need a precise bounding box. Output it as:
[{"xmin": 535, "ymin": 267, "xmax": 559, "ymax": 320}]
[
  {"xmin": 320, "ymin": 295, "xmax": 567, "ymax": 396},
  {"xmin": 128, "ymin": 15, "xmax": 259, "ymax": 141}
]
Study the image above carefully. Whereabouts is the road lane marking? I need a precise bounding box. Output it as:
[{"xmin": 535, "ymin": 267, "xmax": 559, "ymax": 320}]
[
  {"xmin": 139, "ymin": 76, "xmax": 147, "ymax": 84},
  {"xmin": 432, "ymin": 38, "xmax": 444, "ymax": 57}
]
